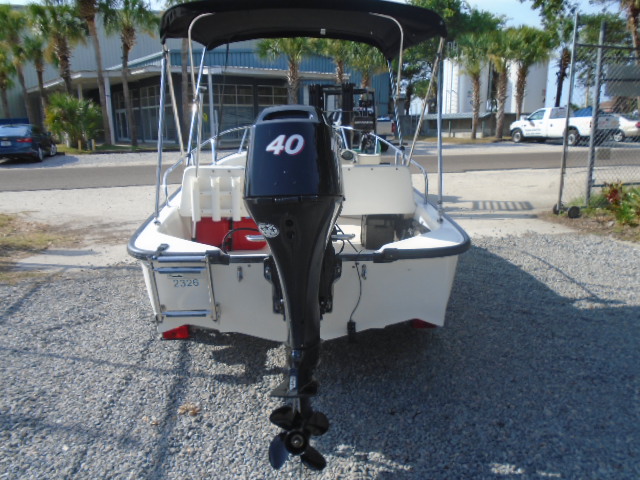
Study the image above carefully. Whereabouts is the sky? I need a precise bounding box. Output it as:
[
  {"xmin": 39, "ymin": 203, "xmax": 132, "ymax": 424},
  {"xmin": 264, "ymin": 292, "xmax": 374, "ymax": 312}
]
[{"xmin": 3, "ymin": 0, "xmax": 617, "ymax": 19}]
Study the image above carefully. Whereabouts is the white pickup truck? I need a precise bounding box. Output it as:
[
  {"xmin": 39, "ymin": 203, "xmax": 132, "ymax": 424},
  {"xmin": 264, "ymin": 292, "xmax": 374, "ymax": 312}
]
[{"xmin": 510, "ymin": 106, "xmax": 618, "ymax": 146}]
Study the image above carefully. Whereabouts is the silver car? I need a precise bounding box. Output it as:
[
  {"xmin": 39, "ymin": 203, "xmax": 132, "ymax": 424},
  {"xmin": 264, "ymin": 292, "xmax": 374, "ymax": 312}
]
[{"xmin": 612, "ymin": 114, "xmax": 640, "ymax": 142}]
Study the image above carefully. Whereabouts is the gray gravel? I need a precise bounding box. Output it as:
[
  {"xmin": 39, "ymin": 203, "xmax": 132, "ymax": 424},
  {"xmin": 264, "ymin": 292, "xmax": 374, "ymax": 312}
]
[{"xmin": 1, "ymin": 232, "xmax": 639, "ymax": 479}]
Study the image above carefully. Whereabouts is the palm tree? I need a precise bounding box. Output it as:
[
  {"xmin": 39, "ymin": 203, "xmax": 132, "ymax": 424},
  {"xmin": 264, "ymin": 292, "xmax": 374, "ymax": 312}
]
[
  {"xmin": 103, "ymin": 0, "xmax": 159, "ymax": 147},
  {"xmin": 488, "ymin": 28, "xmax": 519, "ymax": 140},
  {"xmin": 313, "ymin": 39, "xmax": 350, "ymax": 85},
  {"xmin": 0, "ymin": 50, "xmax": 15, "ymax": 117},
  {"xmin": 527, "ymin": 1, "xmax": 583, "ymax": 107},
  {"xmin": 617, "ymin": 0, "xmax": 640, "ymax": 54},
  {"xmin": 0, "ymin": 6, "xmax": 35, "ymax": 123},
  {"xmin": 511, "ymin": 26, "xmax": 555, "ymax": 119},
  {"xmin": 456, "ymin": 33, "xmax": 490, "ymax": 139},
  {"xmin": 551, "ymin": 17, "xmax": 577, "ymax": 108},
  {"xmin": 28, "ymin": 3, "xmax": 87, "ymax": 96},
  {"xmin": 75, "ymin": 0, "xmax": 115, "ymax": 144},
  {"xmin": 346, "ymin": 42, "xmax": 386, "ymax": 89},
  {"xmin": 531, "ymin": 0, "xmax": 639, "ymax": 106},
  {"xmin": 257, "ymin": 38, "xmax": 313, "ymax": 104},
  {"xmin": 620, "ymin": 0, "xmax": 640, "ymax": 111}
]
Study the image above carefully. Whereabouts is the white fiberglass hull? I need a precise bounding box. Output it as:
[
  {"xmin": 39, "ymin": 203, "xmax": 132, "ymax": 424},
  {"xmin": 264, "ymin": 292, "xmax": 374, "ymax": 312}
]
[{"xmin": 130, "ymin": 180, "xmax": 468, "ymax": 341}]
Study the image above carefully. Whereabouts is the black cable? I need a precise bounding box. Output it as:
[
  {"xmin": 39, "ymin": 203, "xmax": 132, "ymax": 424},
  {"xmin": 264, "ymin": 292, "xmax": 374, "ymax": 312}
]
[
  {"xmin": 348, "ymin": 250, "xmax": 364, "ymax": 324},
  {"xmin": 220, "ymin": 227, "xmax": 261, "ymax": 253}
]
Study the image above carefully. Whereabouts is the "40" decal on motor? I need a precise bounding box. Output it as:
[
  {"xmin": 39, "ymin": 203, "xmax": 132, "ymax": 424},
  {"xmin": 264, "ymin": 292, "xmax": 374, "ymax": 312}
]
[{"xmin": 265, "ymin": 134, "xmax": 305, "ymax": 156}]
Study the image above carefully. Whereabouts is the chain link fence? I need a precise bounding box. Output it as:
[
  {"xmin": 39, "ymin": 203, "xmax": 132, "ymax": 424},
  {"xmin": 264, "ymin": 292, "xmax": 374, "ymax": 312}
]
[{"xmin": 557, "ymin": 22, "xmax": 640, "ymax": 214}]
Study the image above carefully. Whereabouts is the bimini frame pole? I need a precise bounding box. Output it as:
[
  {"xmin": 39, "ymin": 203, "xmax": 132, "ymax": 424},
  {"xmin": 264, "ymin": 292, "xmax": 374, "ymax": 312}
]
[
  {"xmin": 408, "ymin": 37, "xmax": 445, "ymax": 161},
  {"xmin": 165, "ymin": 49, "xmax": 185, "ymax": 157},
  {"xmin": 372, "ymin": 13, "xmax": 405, "ymax": 155},
  {"xmin": 436, "ymin": 41, "xmax": 445, "ymax": 222},
  {"xmin": 387, "ymin": 60, "xmax": 403, "ymax": 156},
  {"xmin": 186, "ymin": 13, "xmax": 214, "ymax": 168},
  {"xmin": 154, "ymin": 47, "xmax": 168, "ymax": 222},
  {"xmin": 186, "ymin": 47, "xmax": 208, "ymax": 168}
]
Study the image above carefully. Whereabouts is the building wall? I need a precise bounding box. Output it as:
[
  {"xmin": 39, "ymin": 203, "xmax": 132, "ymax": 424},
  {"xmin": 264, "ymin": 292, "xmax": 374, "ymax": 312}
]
[
  {"xmin": 440, "ymin": 58, "xmax": 549, "ymax": 115},
  {"xmin": 509, "ymin": 62, "xmax": 548, "ymax": 115}
]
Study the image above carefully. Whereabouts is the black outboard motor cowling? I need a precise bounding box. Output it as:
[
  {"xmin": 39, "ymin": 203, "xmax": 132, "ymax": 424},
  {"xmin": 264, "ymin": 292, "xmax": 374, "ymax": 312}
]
[{"xmin": 244, "ymin": 106, "xmax": 342, "ymax": 471}]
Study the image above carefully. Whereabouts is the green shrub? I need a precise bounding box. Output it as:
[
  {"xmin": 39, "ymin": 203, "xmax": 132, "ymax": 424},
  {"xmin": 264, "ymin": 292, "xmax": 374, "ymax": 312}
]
[
  {"xmin": 45, "ymin": 93, "xmax": 102, "ymax": 150},
  {"xmin": 602, "ymin": 182, "xmax": 640, "ymax": 226}
]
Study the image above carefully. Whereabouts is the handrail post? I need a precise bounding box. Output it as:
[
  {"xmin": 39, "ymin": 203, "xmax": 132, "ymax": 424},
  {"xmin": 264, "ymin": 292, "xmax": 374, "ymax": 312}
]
[
  {"xmin": 436, "ymin": 41, "xmax": 445, "ymax": 222},
  {"xmin": 154, "ymin": 47, "xmax": 168, "ymax": 222}
]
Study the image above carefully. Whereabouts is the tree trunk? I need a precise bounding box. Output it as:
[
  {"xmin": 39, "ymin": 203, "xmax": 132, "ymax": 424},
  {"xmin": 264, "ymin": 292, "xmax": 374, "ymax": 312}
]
[
  {"xmin": 181, "ymin": 38, "xmax": 190, "ymax": 140},
  {"xmin": 361, "ymin": 72, "xmax": 371, "ymax": 89},
  {"xmin": 515, "ymin": 64, "xmax": 528, "ymax": 119},
  {"xmin": 335, "ymin": 60, "xmax": 345, "ymax": 85},
  {"xmin": 554, "ymin": 47, "xmax": 570, "ymax": 108},
  {"xmin": 36, "ymin": 62, "xmax": 47, "ymax": 130},
  {"xmin": 16, "ymin": 66, "xmax": 36, "ymax": 124},
  {"xmin": 121, "ymin": 43, "xmax": 137, "ymax": 148},
  {"xmin": 56, "ymin": 37, "xmax": 74, "ymax": 95},
  {"xmin": 87, "ymin": 18, "xmax": 112, "ymax": 145},
  {"xmin": 495, "ymin": 70, "xmax": 508, "ymax": 140},
  {"xmin": 405, "ymin": 83, "xmax": 413, "ymax": 116},
  {"xmin": 287, "ymin": 58, "xmax": 299, "ymax": 104},
  {"xmin": 1, "ymin": 88, "xmax": 11, "ymax": 117},
  {"xmin": 471, "ymin": 74, "xmax": 481, "ymax": 140}
]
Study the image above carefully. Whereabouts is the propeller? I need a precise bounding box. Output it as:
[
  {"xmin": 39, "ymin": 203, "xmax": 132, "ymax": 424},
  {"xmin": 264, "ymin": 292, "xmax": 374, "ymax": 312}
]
[{"xmin": 268, "ymin": 405, "xmax": 329, "ymax": 471}]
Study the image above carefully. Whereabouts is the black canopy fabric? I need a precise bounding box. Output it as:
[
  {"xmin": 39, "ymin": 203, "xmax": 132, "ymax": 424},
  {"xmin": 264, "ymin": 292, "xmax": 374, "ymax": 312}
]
[{"xmin": 160, "ymin": 0, "xmax": 446, "ymax": 59}]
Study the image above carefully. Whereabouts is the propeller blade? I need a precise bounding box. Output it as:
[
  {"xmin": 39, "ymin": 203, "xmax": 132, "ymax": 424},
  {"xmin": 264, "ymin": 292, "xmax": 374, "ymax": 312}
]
[
  {"xmin": 268, "ymin": 433, "xmax": 289, "ymax": 470},
  {"xmin": 301, "ymin": 446, "xmax": 327, "ymax": 471},
  {"xmin": 305, "ymin": 411, "xmax": 329, "ymax": 436},
  {"xmin": 269, "ymin": 406, "xmax": 299, "ymax": 431}
]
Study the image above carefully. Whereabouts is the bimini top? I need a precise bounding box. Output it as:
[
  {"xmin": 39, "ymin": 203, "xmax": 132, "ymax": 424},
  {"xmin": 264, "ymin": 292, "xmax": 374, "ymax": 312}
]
[{"xmin": 159, "ymin": 0, "xmax": 447, "ymax": 60}]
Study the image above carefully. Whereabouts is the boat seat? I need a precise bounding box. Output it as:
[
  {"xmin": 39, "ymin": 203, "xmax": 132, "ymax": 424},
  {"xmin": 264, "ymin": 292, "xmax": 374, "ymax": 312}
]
[
  {"xmin": 355, "ymin": 153, "xmax": 383, "ymax": 165},
  {"xmin": 179, "ymin": 165, "xmax": 248, "ymax": 222},
  {"xmin": 340, "ymin": 164, "xmax": 415, "ymax": 216}
]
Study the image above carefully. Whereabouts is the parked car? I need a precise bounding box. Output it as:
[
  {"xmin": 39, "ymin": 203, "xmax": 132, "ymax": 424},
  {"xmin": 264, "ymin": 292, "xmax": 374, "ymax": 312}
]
[
  {"xmin": 0, "ymin": 124, "xmax": 58, "ymax": 162},
  {"xmin": 612, "ymin": 114, "xmax": 640, "ymax": 142}
]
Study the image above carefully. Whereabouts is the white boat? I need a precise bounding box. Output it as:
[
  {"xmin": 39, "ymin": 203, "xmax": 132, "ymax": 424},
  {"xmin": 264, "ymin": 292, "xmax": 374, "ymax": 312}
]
[{"xmin": 128, "ymin": 0, "xmax": 470, "ymax": 471}]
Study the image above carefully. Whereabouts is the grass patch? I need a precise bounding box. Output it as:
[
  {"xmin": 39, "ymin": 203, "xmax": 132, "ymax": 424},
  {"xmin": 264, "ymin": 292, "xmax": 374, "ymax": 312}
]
[
  {"xmin": 0, "ymin": 213, "xmax": 65, "ymax": 254},
  {"xmin": 59, "ymin": 143, "xmax": 160, "ymax": 156},
  {"xmin": 0, "ymin": 213, "xmax": 75, "ymax": 283},
  {"xmin": 544, "ymin": 186, "xmax": 640, "ymax": 244},
  {"xmin": 544, "ymin": 209, "xmax": 640, "ymax": 244}
]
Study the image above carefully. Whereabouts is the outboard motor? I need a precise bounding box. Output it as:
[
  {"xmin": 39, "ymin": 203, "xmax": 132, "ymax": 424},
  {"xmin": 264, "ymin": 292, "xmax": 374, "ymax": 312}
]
[{"xmin": 244, "ymin": 106, "xmax": 343, "ymax": 471}]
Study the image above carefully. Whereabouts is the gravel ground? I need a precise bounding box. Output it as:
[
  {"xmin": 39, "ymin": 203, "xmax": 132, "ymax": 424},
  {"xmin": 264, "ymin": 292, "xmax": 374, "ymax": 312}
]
[{"xmin": 1, "ymin": 233, "xmax": 639, "ymax": 479}]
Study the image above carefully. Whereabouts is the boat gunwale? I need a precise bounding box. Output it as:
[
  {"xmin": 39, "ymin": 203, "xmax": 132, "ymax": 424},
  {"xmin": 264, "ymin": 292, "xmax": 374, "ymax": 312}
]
[{"xmin": 127, "ymin": 199, "xmax": 471, "ymax": 264}]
